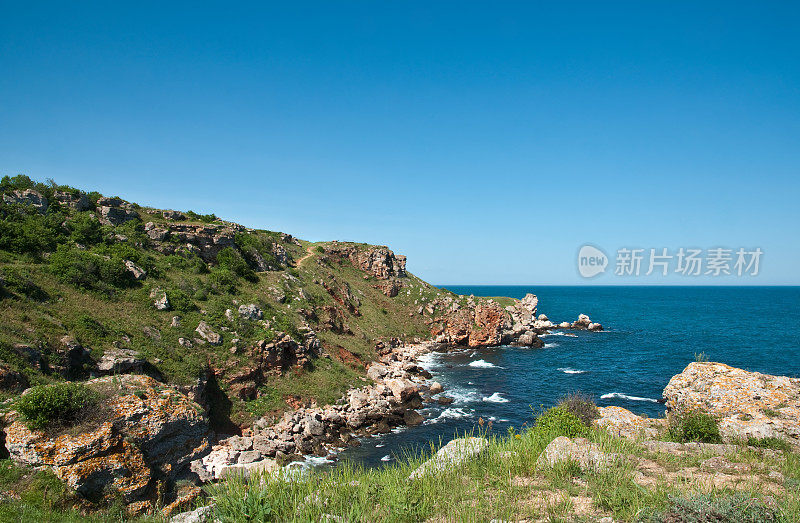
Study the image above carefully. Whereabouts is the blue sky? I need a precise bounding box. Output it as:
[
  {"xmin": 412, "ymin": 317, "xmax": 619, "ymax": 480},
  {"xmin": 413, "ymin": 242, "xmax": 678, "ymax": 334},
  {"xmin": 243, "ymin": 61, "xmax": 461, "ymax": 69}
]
[{"xmin": 1, "ymin": 2, "xmax": 798, "ymax": 284}]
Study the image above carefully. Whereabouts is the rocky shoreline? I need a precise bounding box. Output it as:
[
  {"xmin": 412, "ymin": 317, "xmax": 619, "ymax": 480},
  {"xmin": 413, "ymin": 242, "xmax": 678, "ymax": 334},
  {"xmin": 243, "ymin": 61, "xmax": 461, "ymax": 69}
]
[{"xmin": 189, "ymin": 296, "xmax": 604, "ymax": 483}]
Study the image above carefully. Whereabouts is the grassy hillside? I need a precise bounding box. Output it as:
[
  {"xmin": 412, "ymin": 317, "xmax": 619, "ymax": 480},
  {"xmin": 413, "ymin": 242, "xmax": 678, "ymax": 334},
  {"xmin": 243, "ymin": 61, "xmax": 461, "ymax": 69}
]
[{"xmin": 0, "ymin": 175, "xmax": 453, "ymax": 427}]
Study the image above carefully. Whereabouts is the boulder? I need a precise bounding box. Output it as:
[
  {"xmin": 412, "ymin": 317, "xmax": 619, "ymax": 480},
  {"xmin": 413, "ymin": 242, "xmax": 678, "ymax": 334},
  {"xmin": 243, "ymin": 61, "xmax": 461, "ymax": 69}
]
[
  {"xmin": 409, "ymin": 437, "xmax": 488, "ymax": 479},
  {"xmin": 170, "ymin": 505, "xmax": 213, "ymax": 523},
  {"xmin": 123, "ymin": 259, "xmax": 147, "ymax": 280},
  {"xmin": 99, "ymin": 206, "xmax": 139, "ymax": 226},
  {"xmin": 2, "ymin": 189, "xmax": 48, "ymax": 213},
  {"xmin": 536, "ymin": 436, "xmax": 619, "ymax": 471},
  {"xmin": 588, "ymin": 322, "xmax": 603, "ymax": 332},
  {"xmin": 162, "ymin": 210, "xmax": 187, "ymax": 221},
  {"xmin": 53, "ymin": 190, "xmax": 90, "ymax": 211},
  {"xmin": 97, "ymin": 348, "xmax": 146, "ymax": 375},
  {"xmin": 385, "ymin": 378, "xmax": 418, "ymax": 403},
  {"xmin": 5, "ymin": 375, "xmax": 210, "ymax": 504},
  {"xmin": 594, "ymin": 406, "xmax": 663, "ymax": 440},
  {"xmin": 238, "ymin": 304, "xmax": 262, "ymax": 320},
  {"xmin": 663, "ymin": 362, "xmax": 800, "ymax": 446},
  {"xmin": 151, "ymin": 289, "xmax": 170, "ymax": 310},
  {"xmin": 195, "ymin": 321, "xmax": 222, "ymax": 345},
  {"xmin": 571, "ymin": 314, "xmax": 592, "ymax": 329},
  {"xmin": 429, "ymin": 381, "xmax": 443, "ymax": 394}
]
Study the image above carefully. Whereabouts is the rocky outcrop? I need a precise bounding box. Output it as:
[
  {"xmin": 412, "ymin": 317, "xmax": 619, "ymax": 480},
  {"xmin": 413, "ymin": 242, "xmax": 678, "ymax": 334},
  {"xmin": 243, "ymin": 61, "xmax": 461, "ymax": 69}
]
[
  {"xmin": 214, "ymin": 331, "xmax": 320, "ymax": 400},
  {"xmin": 97, "ymin": 348, "xmax": 146, "ymax": 375},
  {"xmin": 409, "ymin": 437, "xmax": 488, "ymax": 479},
  {"xmin": 192, "ymin": 343, "xmax": 438, "ymax": 480},
  {"xmin": 4, "ymin": 375, "xmax": 210, "ymax": 508},
  {"xmin": 195, "ymin": 321, "xmax": 222, "ymax": 345},
  {"xmin": 323, "ymin": 243, "xmax": 407, "ymax": 279},
  {"xmin": 537, "ymin": 436, "xmax": 620, "ymax": 471},
  {"xmin": 53, "ymin": 190, "xmax": 91, "ymax": 211},
  {"xmin": 2, "ymin": 189, "xmax": 48, "ymax": 213},
  {"xmin": 0, "ymin": 364, "xmax": 29, "ymax": 391},
  {"xmin": 97, "ymin": 199, "xmax": 139, "ymax": 226},
  {"xmin": 143, "ymin": 222, "xmax": 240, "ymax": 263},
  {"xmin": 663, "ymin": 362, "xmax": 800, "ymax": 446},
  {"xmin": 594, "ymin": 406, "xmax": 664, "ymax": 440}
]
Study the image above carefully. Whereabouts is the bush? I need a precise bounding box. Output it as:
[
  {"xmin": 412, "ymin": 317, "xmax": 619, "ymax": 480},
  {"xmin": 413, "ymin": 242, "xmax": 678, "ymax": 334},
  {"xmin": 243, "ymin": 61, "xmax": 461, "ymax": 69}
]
[
  {"xmin": 667, "ymin": 410, "xmax": 721, "ymax": 443},
  {"xmin": 16, "ymin": 383, "xmax": 98, "ymax": 430},
  {"xmin": 48, "ymin": 245, "xmax": 132, "ymax": 291},
  {"xmin": 235, "ymin": 232, "xmax": 279, "ymax": 271},
  {"xmin": 207, "ymin": 268, "xmax": 239, "ymax": 294},
  {"xmin": 557, "ymin": 392, "xmax": 599, "ymax": 427},
  {"xmin": 746, "ymin": 436, "xmax": 792, "ymax": 452},
  {"xmin": 185, "ymin": 210, "xmax": 218, "ymax": 223},
  {"xmin": 0, "ymin": 206, "xmax": 66, "ymax": 255},
  {"xmin": 533, "ymin": 405, "xmax": 588, "ymax": 438},
  {"xmin": 314, "ymin": 245, "xmax": 325, "ymax": 254},
  {"xmin": 167, "ymin": 289, "xmax": 195, "ymax": 312},
  {"xmin": 216, "ymin": 247, "xmax": 257, "ymax": 282},
  {"xmin": 67, "ymin": 212, "xmax": 103, "ymax": 246}
]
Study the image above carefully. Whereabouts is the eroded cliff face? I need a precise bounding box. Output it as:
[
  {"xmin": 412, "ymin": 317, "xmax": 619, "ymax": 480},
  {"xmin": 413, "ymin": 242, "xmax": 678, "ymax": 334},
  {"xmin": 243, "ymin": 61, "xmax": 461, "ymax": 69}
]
[{"xmin": 4, "ymin": 375, "xmax": 210, "ymax": 514}]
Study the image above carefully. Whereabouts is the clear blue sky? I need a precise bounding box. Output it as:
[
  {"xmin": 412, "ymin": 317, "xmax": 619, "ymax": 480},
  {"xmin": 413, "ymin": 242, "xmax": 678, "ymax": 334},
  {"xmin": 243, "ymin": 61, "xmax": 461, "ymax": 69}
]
[{"xmin": 2, "ymin": 2, "xmax": 798, "ymax": 284}]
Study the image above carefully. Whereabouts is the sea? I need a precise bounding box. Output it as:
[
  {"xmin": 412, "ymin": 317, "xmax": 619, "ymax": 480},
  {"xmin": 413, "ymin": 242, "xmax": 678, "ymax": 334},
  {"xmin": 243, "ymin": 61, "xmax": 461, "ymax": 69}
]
[{"xmin": 327, "ymin": 286, "xmax": 800, "ymax": 468}]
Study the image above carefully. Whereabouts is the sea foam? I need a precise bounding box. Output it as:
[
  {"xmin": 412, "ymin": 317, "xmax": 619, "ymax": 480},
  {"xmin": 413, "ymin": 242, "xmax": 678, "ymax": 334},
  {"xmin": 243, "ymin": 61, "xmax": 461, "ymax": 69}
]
[
  {"xmin": 557, "ymin": 367, "xmax": 586, "ymax": 374},
  {"xmin": 468, "ymin": 359, "xmax": 497, "ymax": 368},
  {"xmin": 482, "ymin": 392, "xmax": 510, "ymax": 403},
  {"xmin": 601, "ymin": 392, "xmax": 659, "ymax": 403}
]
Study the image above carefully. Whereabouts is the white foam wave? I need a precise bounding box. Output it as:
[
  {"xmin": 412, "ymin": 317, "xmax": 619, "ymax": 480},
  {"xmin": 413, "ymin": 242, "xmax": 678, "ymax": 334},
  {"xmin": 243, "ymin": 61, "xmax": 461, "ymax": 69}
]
[
  {"xmin": 380, "ymin": 455, "xmax": 391, "ymax": 462},
  {"xmin": 286, "ymin": 455, "xmax": 334, "ymax": 471},
  {"xmin": 482, "ymin": 392, "xmax": 510, "ymax": 403},
  {"xmin": 468, "ymin": 359, "xmax": 497, "ymax": 368},
  {"xmin": 375, "ymin": 443, "xmax": 385, "ymax": 448},
  {"xmin": 544, "ymin": 343, "xmax": 559, "ymax": 348},
  {"xmin": 557, "ymin": 367, "xmax": 586, "ymax": 374},
  {"xmin": 601, "ymin": 392, "xmax": 660, "ymax": 403}
]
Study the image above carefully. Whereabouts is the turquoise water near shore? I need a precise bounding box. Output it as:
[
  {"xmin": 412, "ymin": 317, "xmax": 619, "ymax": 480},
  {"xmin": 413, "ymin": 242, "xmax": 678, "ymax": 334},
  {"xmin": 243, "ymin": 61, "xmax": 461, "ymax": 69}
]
[{"xmin": 335, "ymin": 286, "xmax": 800, "ymax": 468}]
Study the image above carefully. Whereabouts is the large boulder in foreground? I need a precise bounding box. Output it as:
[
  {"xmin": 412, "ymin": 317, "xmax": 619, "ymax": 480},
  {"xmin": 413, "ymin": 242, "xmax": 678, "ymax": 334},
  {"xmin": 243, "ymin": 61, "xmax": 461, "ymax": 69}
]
[
  {"xmin": 594, "ymin": 406, "xmax": 664, "ymax": 440},
  {"xmin": 409, "ymin": 437, "xmax": 487, "ymax": 479},
  {"xmin": 4, "ymin": 375, "xmax": 210, "ymax": 507},
  {"xmin": 663, "ymin": 362, "xmax": 800, "ymax": 446}
]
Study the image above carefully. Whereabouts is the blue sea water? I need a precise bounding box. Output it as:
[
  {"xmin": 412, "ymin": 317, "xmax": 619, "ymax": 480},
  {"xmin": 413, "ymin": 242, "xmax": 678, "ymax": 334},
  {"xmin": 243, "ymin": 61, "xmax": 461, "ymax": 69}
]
[{"xmin": 335, "ymin": 286, "xmax": 800, "ymax": 468}]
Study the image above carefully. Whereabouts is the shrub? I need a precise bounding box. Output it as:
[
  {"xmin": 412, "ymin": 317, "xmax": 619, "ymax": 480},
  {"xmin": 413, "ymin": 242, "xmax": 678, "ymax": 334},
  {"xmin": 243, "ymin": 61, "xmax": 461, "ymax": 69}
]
[
  {"xmin": 48, "ymin": 245, "xmax": 132, "ymax": 291},
  {"xmin": 533, "ymin": 405, "xmax": 587, "ymax": 438},
  {"xmin": 235, "ymin": 232, "xmax": 279, "ymax": 271},
  {"xmin": 0, "ymin": 206, "xmax": 66, "ymax": 255},
  {"xmin": 67, "ymin": 212, "xmax": 103, "ymax": 245},
  {"xmin": 667, "ymin": 410, "xmax": 721, "ymax": 443},
  {"xmin": 167, "ymin": 289, "xmax": 195, "ymax": 312},
  {"xmin": 16, "ymin": 383, "xmax": 98, "ymax": 430},
  {"xmin": 208, "ymin": 268, "xmax": 239, "ymax": 294},
  {"xmin": 314, "ymin": 245, "xmax": 325, "ymax": 254},
  {"xmin": 557, "ymin": 392, "xmax": 600, "ymax": 427},
  {"xmin": 216, "ymin": 247, "xmax": 257, "ymax": 282},
  {"xmin": 185, "ymin": 210, "xmax": 218, "ymax": 223},
  {"xmin": 746, "ymin": 436, "xmax": 792, "ymax": 452}
]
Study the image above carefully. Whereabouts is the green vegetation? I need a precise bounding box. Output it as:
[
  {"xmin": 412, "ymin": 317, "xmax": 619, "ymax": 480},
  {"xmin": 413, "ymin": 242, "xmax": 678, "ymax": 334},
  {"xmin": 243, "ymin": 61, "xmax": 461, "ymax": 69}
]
[
  {"xmin": 667, "ymin": 410, "xmax": 722, "ymax": 443},
  {"xmin": 640, "ymin": 492, "xmax": 777, "ymax": 522},
  {"xmin": 533, "ymin": 405, "xmax": 589, "ymax": 438},
  {"xmin": 15, "ymin": 382, "xmax": 98, "ymax": 430},
  {"xmin": 203, "ymin": 406, "xmax": 800, "ymax": 522}
]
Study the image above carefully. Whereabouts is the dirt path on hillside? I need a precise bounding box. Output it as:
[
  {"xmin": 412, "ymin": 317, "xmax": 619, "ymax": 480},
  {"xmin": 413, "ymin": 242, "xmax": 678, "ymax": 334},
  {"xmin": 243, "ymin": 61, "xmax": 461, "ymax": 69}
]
[{"xmin": 296, "ymin": 245, "xmax": 315, "ymax": 267}]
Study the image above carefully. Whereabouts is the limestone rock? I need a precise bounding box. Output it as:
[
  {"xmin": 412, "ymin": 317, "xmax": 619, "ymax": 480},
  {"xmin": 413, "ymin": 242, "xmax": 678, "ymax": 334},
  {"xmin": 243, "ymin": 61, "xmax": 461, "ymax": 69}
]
[
  {"xmin": 409, "ymin": 437, "xmax": 488, "ymax": 479},
  {"xmin": 537, "ymin": 436, "xmax": 620, "ymax": 471},
  {"xmin": 97, "ymin": 348, "xmax": 145, "ymax": 374},
  {"xmin": 152, "ymin": 289, "xmax": 171, "ymax": 310},
  {"xmin": 123, "ymin": 259, "xmax": 147, "ymax": 280},
  {"xmin": 170, "ymin": 505, "xmax": 213, "ymax": 523},
  {"xmin": 5, "ymin": 375, "xmax": 210, "ymax": 504},
  {"xmin": 663, "ymin": 361, "xmax": 800, "ymax": 446},
  {"xmin": 54, "ymin": 190, "xmax": 90, "ymax": 211},
  {"xmin": 99, "ymin": 205, "xmax": 139, "ymax": 226},
  {"xmin": 594, "ymin": 406, "xmax": 663, "ymax": 440},
  {"xmin": 2, "ymin": 189, "xmax": 48, "ymax": 213},
  {"xmin": 195, "ymin": 321, "xmax": 222, "ymax": 345},
  {"xmin": 238, "ymin": 304, "xmax": 262, "ymax": 320}
]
